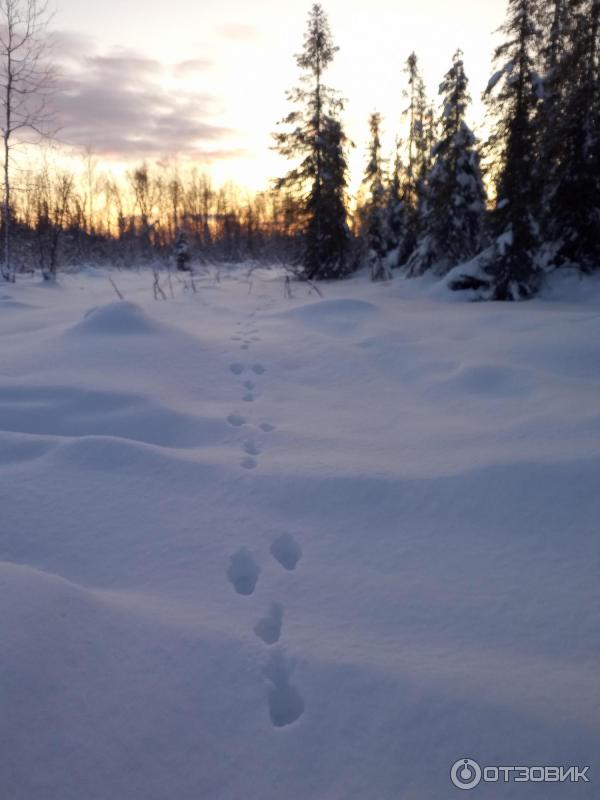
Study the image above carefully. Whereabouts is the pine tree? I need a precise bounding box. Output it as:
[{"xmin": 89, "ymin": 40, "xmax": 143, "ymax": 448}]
[
  {"xmin": 407, "ymin": 51, "xmax": 486, "ymax": 276},
  {"xmin": 483, "ymin": 0, "xmax": 543, "ymax": 300},
  {"xmin": 385, "ymin": 140, "xmax": 410, "ymax": 262},
  {"xmin": 542, "ymin": 0, "xmax": 600, "ymax": 271},
  {"xmin": 391, "ymin": 53, "xmax": 432, "ymax": 267},
  {"xmin": 304, "ymin": 113, "xmax": 353, "ymax": 278},
  {"xmin": 273, "ymin": 3, "xmax": 353, "ymax": 280},
  {"xmin": 399, "ymin": 53, "xmax": 426, "ymax": 264},
  {"xmin": 362, "ymin": 112, "xmax": 392, "ymax": 281},
  {"xmin": 535, "ymin": 0, "xmax": 568, "ymax": 250}
]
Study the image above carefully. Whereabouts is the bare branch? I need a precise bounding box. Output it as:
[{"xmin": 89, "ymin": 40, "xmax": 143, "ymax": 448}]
[
  {"xmin": 108, "ymin": 276, "xmax": 124, "ymax": 300},
  {"xmin": 1, "ymin": 0, "xmax": 55, "ymax": 280}
]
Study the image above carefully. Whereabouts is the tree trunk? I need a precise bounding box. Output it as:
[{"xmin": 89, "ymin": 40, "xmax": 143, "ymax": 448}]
[{"xmin": 3, "ymin": 132, "xmax": 10, "ymax": 281}]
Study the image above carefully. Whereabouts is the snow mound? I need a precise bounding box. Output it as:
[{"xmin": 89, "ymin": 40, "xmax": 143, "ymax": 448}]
[
  {"xmin": 0, "ymin": 433, "xmax": 54, "ymax": 465},
  {"xmin": 277, "ymin": 298, "xmax": 379, "ymax": 335},
  {"xmin": 0, "ymin": 383, "xmax": 228, "ymax": 448},
  {"xmin": 0, "ymin": 559, "xmax": 88, "ymax": 614},
  {"xmin": 439, "ymin": 249, "xmax": 494, "ymax": 299},
  {"xmin": 0, "ymin": 294, "xmax": 32, "ymax": 310},
  {"xmin": 516, "ymin": 331, "xmax": 600, "ymax": 381},
  {"xmin": 0, "ymin": 560, "xmax": 266, "ymax": 800},
  {"xmin": 432, "ymin": 362, "xmax": 533, "ymax": 398},
  {"xmin": 74, "ymin": 301, "xmax": 164, "ymax": 336},
  {"xmin": 538, "ymin": 268, "xmax": 600, "ymax": 303}
]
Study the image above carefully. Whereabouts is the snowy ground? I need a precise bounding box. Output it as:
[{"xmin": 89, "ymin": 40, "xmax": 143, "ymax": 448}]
[{"xmin": 1, "ymin": 265, "xmax": 599, "ymax": 799}]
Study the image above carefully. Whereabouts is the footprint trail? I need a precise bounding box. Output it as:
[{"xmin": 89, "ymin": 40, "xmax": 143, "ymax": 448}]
[
  {"xmin": 227, "ymin": 548, "xmax": 260, "ymax": 596},
  {"xmin": 254, "ymin": 603, "xmax": 284, "ymax": 646},
  {"xmin": 263, "ymin": 650, "xmax": 305, "ymax": 728},
  {"xmin": 271, "ymin": 534, "xmax": 303, "ymax": 571}
]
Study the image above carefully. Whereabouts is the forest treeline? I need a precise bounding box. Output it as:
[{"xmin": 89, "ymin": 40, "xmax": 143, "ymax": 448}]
[
  {"xmin": 2, "ymin": 0, "xmax": 599, "ymax": 300},
  {"xmin": 5, "ymin": 162, "xmax": 303, "ymax": 275}
]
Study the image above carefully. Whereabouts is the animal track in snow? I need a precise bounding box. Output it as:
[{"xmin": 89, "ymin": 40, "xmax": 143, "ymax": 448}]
[
  {"xmin": 243, "ymin": 393, "xmax": 255, "ymax": 403},
  {"xmin": 227, "ymin": 413, "xmax": 247, "ymax": 427},
  {"xmin": 241, "ymin": 456, "xmax": 258, "ymax": 470},
  {"xmin": 271, "ymin": 534, "xmax": 302, "ymax": 571},
  {"xmin": 252, "ymin": 364, "xmax": 266, "ymax": 375},
  {"xmin": 259, "ymin": 423, "xmax": 276, "ymax": 433},
  {"xmin": 254, "ymin": 603, "xmax": 283, "ymax": 645},
  {"xmin": 227, "ymin": 548, "xmax": 260, "ymax": 596},
  {"xmin": 263, "ymin": 650, "xmax": 305, "ymax": 728},
  {"xmin": 240, "ymin": 344, "xmax": 249, "ymax": 350},
  {"xmin": 243, "ymin": 380, "xmax": 255, "ymax": 391},
  {"xmin": 244, "ymin": 440, "xmax": 261, "ymax": 456},
  {"xmin": 229, "ymin": 363, "xmax": 245, "ymax": 376}
]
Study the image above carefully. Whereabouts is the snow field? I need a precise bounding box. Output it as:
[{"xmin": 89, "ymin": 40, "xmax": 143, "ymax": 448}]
[{"xmin": 0, "ymin": 265, "xmax": 599, "ymax": 799}]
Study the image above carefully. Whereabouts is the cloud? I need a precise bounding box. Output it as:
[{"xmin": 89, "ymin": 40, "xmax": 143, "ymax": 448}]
[
  {"xmin": 172, "ymin": 58, "xmax": 214, "ymax": 79},
  {"xmin": 217, "ymin": 23, "xmax": 259, "ymax": 42},
  {"xmin": 51, "ymin": 33, "xmax": 238, "ymax": 163}
]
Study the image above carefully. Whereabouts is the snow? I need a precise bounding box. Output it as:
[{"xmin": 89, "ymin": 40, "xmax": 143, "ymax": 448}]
[
  {"xmin": 75, "ymin": 301, "xmax": 167, "ymax": 336},
  {"xmin": 1, "ymin": 264, "xmax": 599, "ymax": 799}
]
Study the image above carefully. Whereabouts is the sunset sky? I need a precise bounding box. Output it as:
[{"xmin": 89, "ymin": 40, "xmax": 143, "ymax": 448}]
[{"xmin": 52, "ymin": 0, "xmax": 508, "ymax": 191}]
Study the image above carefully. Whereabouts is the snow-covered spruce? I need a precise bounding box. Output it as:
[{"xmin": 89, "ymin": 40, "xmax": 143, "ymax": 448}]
[
  {"xmin": 361, "ymin": 112, "xmax": 392, "ymax": 282},
  {"xmin": 273, "ymin": 3, "xmax": 353, "ymax": 281},
  {"xmin": 539, "ymin": 0, "xmax": 600, "ymax": 273},
  {"xmin": 407, "ymin": 51, "xmax": 486, "ymax": 278},
  {"xmin": 478, "ymin": 0, "xmax": 544, "ymax": 300}
]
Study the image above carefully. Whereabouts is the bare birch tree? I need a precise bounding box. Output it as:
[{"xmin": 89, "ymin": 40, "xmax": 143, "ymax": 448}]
[{"xmin": 0, "ymin": 0, "xmax": 54, "ymax": 282}]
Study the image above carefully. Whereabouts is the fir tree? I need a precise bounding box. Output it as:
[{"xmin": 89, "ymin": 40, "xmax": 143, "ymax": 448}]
[
  {"xmin": 273, "ymin": 3, "xmax": 353, "ymax": 280},
  {"xmin": 542, "ymin": 0, "xmax": 600, "ymax": 271},
  {"xmin": 403, "ymin": 54, "xmax": 423, "ymax": 256},
  {"xmin": 535, "ymin": 0, "xmax": 568, "ymax": 247},
  {"xmin": 385, "ymin": 140, "xmax": 410, "ymax": 261},
  {"xmin": 394, "ymin": 53, "xmax": 431, "ymax": 266},
  {"xmin": 362, "ymin": 112, "xmax": 392, "ymax": 281},
  {"xmin": 407, "ymin": 51, "xmax": 486, "ymax": 276},
  {"xmin": 483, "ymin": 0, "xmax": 543, "ymax": 300},
  {"xmin": 304, "ymin": 113, "xmax": 353, "ymax": 278}
]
